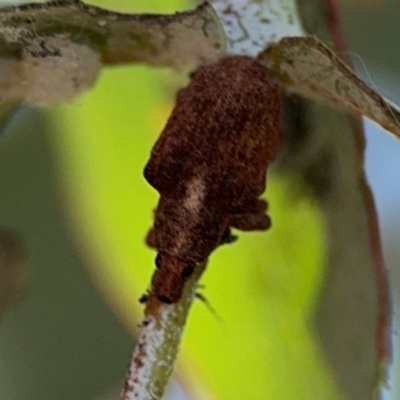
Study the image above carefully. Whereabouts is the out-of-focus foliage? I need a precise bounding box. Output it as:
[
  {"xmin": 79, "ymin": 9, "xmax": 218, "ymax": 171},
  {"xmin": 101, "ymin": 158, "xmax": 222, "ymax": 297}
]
[
  {"xmin": 51, "ymin": 1, "xmax": 344, "ymax": 398},
  {"xmin": 54, "ymin": 66, "xmax": 343, "ymax": 399},
  {"xmin": 0, "ymin": 0, "xmax": 398, "ymax": 399}
]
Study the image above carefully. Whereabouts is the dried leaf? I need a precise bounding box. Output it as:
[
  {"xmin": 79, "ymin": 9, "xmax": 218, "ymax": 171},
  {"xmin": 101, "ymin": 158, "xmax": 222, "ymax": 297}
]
[{"xmin": 260, "ymin": 36, "xmax": 400, "ymax": 141}]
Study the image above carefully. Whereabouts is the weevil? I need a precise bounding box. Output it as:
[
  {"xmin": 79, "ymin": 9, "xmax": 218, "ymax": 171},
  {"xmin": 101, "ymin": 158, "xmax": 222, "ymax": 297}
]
[{"xmin": 144, "ymin": 56, "xmax": 280, "ymax": 303}]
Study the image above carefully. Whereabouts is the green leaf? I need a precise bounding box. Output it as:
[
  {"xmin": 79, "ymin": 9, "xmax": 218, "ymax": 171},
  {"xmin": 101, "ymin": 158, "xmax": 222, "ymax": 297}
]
[
  {"xmin": 50, "ymin": 60, "xmax": 344, "ymax": 400},
  {"xmin": 15, "ymin": 1, "xmax": 390, "ymax": 399}
]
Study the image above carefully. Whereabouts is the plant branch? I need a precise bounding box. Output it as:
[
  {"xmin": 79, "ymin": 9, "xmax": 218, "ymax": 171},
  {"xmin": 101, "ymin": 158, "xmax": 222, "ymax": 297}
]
[
  {"xmin": 121, "ymin": 261, "xmax": 207, "ymax": 400},
  {"xmin": 0, "ymin": 0, "xmax": 225, "ymax": 68},
  {"xmin": 0, "ymin": 0, "xmax": 226, "ymax": 116}
]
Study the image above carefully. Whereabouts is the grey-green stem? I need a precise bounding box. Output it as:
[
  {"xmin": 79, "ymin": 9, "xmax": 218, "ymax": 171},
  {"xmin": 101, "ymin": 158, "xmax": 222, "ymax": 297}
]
[{"xmin": 121, "ymin": 261, "xmax": 207, "ymax": 400}]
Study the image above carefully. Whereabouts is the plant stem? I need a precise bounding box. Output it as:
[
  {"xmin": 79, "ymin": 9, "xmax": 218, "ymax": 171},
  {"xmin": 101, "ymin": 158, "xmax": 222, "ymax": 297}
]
[{"xmin": 121, "ymin": 261, "xmax": 207, "ymax": 400}]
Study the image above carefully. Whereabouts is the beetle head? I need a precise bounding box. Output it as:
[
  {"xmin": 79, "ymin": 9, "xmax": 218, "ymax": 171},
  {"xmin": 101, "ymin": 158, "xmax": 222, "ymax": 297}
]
[{"xmin": 152, "ymin": 252, "xmax": 195, "ymax": 304}]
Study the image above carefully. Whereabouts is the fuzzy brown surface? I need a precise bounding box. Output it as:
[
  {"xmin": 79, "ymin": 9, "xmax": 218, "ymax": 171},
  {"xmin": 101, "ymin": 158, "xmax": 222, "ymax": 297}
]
[{"xmin": 144, "ymin": 56, "xmax": 280, "ymax": 303}]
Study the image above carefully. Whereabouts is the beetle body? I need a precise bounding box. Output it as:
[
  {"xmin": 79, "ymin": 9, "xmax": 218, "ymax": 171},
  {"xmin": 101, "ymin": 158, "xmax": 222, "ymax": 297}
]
[{"xmin": 144, "ymin": 56, "xmax": 280, "ymax": 303}]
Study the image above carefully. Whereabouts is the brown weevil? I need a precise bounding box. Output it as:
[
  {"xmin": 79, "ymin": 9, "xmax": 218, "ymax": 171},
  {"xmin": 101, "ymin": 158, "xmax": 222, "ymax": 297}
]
[{"xmin": 144, "ymin": 56, "xmax": 280, "ymax": 303}]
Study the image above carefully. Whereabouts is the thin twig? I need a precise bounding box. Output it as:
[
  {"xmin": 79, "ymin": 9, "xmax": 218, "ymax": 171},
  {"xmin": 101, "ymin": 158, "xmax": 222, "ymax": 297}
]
[{"xmin": 121, "ymin": 261, "xmax": 207, "ymax": 400}]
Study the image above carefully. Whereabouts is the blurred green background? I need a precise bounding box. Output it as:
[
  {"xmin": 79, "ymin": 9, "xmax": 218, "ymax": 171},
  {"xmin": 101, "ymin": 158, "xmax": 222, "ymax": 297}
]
[
  {"xmin": 0, "ymin": 108, "xmax": 133, "ymax": 399},
  {"xmin": 0, "ymin": 1, "xmax": 399, "ymax": 399}
]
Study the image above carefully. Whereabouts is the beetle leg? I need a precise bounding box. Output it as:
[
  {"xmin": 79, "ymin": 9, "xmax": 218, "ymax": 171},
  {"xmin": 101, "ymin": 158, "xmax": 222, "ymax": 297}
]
[
  {"xmin": 145, "ymin": 228, "xmax": 157, "ymax": 248},
  {"xmin": 256, "ymin": 199, "xmax": 268, "ymax": 213},
  {"xmin": 220, "ymin": 228, "xmax": 238, "ymax": 245},
  {"xmin": 229, "ymin": 212, "xmax": 271, "ymax": 231}
]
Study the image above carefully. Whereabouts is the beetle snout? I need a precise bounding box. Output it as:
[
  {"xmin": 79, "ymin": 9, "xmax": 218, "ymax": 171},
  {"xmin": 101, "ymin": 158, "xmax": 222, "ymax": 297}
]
[{"xmin": 152, "ymin": 253, "xmax": 195, "ymax": 303}]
